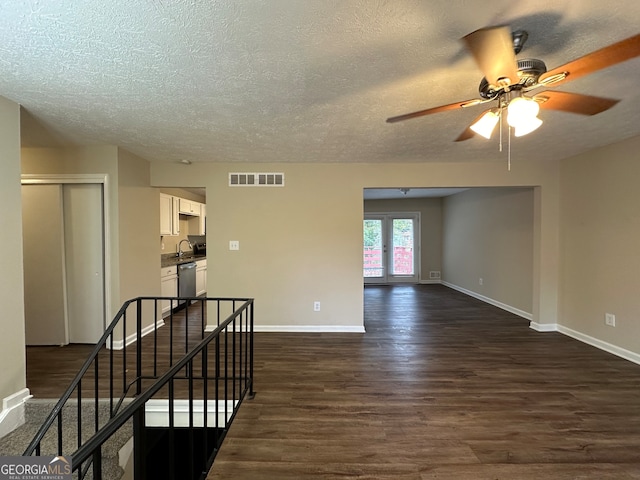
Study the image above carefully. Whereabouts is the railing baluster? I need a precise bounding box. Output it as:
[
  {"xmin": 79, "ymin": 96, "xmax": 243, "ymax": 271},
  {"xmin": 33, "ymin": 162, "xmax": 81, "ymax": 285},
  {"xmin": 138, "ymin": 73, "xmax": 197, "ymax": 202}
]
[
  {"xmin": 202, "ymin": 345, "xmax": 209, "ymax": 466},
  {"xmin": 92, "ymin": 446, "xmax": 102, "ymax": 480},
  {"xmin": 169, "ymin": 378, "xmax": 175, "ymax": 480},
  {"xmin": 250, "ymin": 302, "xmax": 255, "ymax": 397},
  {"xmin": 169, "ymin": 305, "xmax": 174, "ymax": 367},
  {"xmin": 201, "ymin": 299, "xmax": 205, "ymax": 339},
  {"xmin": 57, "ymin": 412, "xmax": 63, "ymax": 456},
  {"xmin": 94, "ymin": 355, "xmax": 99, "ymax": 431},
  {"xmin": 77, "ymin": 379, "xmax": 82, "ymax": 449},
  {"xmin": 122, "ymin": 309, "xmax": 127, "ymax": 395},
  {"xmin": 110, "ymin": 332, "xmax": 114, "ymax": 416},
  {"xmin": 188, "ymin": 359, "xmax": 194, "ymax": 480},
  {"xmin": 185, "ymin": 300, "xmax": 190, "ymax": 355},
  {"xmin": 224, "ymin": 325, "xmax": 229, "ymax": 428},
  {"xmin": 136, "ymin": 299, "xmax": 142, "ymax": 396},
  {"xmin": 154, "ymin": 299, "xmax": 159, "ymax": 378}
]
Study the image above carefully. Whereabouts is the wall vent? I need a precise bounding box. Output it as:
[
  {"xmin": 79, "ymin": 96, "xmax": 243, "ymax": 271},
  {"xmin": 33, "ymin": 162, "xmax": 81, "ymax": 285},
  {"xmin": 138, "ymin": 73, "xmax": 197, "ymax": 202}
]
[
  {"xmin": 429, "ymin": 271, "xmax": 441, "ymax": 279},
  {"xmin": 229, "ymin": 172, "xmax": 284, "ymax": 187}
]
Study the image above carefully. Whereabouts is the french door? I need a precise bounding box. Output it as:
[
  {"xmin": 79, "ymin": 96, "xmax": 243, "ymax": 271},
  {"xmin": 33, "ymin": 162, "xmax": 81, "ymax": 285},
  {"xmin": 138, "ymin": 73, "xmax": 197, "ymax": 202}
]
[{"xmin": 363, "ymin": 213, "xmax": 419, "ymax": 284}]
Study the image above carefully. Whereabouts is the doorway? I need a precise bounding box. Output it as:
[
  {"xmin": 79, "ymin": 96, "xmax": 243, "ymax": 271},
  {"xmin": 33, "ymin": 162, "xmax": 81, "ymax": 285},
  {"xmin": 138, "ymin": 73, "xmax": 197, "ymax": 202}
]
[
  {"xmin": 22, "ymin": 175, "xmax": 110, "ymax": 345},
  {"xmin": 363, "ymin": 213, "xmax": 420, "ymax": 284}
]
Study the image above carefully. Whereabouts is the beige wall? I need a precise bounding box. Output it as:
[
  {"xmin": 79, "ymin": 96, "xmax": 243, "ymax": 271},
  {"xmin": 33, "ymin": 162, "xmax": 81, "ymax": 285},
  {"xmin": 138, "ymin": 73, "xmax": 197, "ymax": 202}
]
[
  {"xmin": 21, "ymin": 146, "xmax": 161, "ymax": 341},
  {"xmin": 118, "ymin": 149, "xmax": 162, "ymax": 336},
  {"xmin": 442, "ymin": 188, "xmax": 534, "ymax": 315},
  {"xmin": 0, "ymin": 96, "xmax": 26, "ymax": 400},
  {"xmin": 151, "ymin": 160, "xmax": 559, "ymax": 330},
  {"xmin": 559, "ymin": 135, "xmax": 640, "ymax": 356},
  {"xmin": 364, "ymin": 197, "xmax": 443, "ymax": 281}
]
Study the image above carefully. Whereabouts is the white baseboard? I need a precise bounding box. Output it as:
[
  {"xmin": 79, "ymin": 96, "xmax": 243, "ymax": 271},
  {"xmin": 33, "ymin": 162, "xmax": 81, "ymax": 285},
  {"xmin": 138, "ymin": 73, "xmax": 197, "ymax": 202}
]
[
  {"xmin": 556, "ymin": 325, "xmax": 640, "ymax": 366},
  {"xmin": 441, "ymin": 281, "xmax": 532, "ymax": 321},
  {"xmin": 145, "ymin": 399, "xmax": 238, "ymax": 427},
  {"xmin": 108, "ymin": 319, "xmax": 165, "ymax": 350},
  {"xmin": 529, "ymin": 322, "xmax": 558, "ymax": 332},
  {"xmin": 419, "ymin": 279, "xmax": 442, "ymax": 285},
  {"xmin": 0, "ymin": 388, "xmax": 31, "ymax": 439},
  {"xmin": 205, "ymin": 324, "xmax": 365, "ymax": 333},
  {"xmin": 254, "ymin": 325, "xmax": 365, "ymax": 333}
]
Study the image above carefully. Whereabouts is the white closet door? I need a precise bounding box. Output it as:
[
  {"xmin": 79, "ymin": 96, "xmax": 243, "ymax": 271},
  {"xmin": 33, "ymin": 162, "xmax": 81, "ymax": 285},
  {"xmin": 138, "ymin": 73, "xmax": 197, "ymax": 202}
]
[
  {"xmin": 64, "ymin": 183, "xmax": 105, "ymax": 343},
  {"xmin": 22, "ymin": 184, "xmax": 67, "ymax": 345}
]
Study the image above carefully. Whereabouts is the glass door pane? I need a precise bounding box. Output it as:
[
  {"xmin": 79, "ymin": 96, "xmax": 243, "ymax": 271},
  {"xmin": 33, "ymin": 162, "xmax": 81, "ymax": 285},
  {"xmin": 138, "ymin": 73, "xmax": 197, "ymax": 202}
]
[
  {"xmin": 363, "ymin": 218, "xmax": 384, "ymax": 280},
  {"xmin": 391, "ymin": 218, "xmax": 414, "ymax": 275}
]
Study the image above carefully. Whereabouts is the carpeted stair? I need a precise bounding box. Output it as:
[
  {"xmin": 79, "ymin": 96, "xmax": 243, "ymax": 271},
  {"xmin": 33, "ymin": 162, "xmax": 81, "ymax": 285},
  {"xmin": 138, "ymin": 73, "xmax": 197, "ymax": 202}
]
[{"xmin": 0, "ymin": 398, "xmax": 133, "ymax": 480}]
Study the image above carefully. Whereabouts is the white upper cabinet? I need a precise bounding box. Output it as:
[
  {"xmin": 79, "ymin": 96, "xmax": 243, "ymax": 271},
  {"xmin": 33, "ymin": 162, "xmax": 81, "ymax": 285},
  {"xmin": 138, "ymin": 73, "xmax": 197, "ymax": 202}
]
[
  {"xmin": 179, "ymin": 198, "xmax": 200, "ymax": 216},
  {"xmin": 160, "ymin": 193, "xmax": 181, "ymax": 236},
  {"xmin": 161, "ymin": 193, "xmax": 205, "ymax": 236},
  {"xmin": 160, "ymin": 193, "xmax": 174, "ymax": 235}
]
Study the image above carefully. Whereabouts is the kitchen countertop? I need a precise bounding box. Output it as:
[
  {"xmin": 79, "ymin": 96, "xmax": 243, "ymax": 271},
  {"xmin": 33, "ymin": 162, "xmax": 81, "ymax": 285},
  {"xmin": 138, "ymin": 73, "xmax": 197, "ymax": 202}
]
[{"xmin": 161, "ymin": 253, "xmax": 206, "ymax": 268}]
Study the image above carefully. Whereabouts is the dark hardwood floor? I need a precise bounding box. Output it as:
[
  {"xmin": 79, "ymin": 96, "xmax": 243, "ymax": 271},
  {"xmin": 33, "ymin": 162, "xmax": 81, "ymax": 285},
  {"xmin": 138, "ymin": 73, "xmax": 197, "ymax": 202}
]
[
  {"xmin": 206, "ymin": 284, "xmax": 640, "ymax": 479},
  {"xmin": 25, "ymin": 285, "xmax": 640, "ymax": 479},
  {"xmin": 26, "ymin": 301, "xmax": 219, "ymax": 400}
]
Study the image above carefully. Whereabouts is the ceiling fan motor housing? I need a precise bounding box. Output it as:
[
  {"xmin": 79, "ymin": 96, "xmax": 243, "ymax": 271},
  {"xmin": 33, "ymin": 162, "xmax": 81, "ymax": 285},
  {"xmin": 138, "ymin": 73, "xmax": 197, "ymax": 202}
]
[{"xmin": 479, "ymin": 58, "xmax": 547, "ymax": 99}]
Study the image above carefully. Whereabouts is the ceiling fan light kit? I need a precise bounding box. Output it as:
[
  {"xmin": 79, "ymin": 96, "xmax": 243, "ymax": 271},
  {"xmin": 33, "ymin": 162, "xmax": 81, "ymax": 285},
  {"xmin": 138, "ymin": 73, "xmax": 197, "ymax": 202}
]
[
  {"xmin": 470, "ymin": 110, "xmax": 500, "ymax": 139},
  {"xmin": 387, "ymin": 26, "xmax": 640, "ymax": 146}
]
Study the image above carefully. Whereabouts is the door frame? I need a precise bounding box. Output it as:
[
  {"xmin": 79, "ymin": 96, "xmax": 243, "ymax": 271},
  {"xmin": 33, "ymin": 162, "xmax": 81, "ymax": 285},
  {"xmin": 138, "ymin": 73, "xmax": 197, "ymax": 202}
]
[
  {"xmin": 364, "ymin": 212, "xmax": 421, "ymax": 284},
  {"xmin": 21, "ymin": 174, "xmax": 112, "ymax": 332}
]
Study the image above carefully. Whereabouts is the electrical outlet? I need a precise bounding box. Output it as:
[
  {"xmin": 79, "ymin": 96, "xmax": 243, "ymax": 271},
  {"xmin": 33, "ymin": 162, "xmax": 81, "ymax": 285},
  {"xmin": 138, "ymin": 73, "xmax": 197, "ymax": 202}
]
[
  {"xmin": 313, "ymin": 301, "xmax": 321, "ymax": 312},
  {"xmin": 479, "ymin": 278, "xmax": 483, "ymax": 286},
  {"xmin": 605, "ymin": 313, "xmax": 616, "ymax": 327},
  {"xmin": 229, "ymin": 240, "xmax": 240, "ymax": 251}
]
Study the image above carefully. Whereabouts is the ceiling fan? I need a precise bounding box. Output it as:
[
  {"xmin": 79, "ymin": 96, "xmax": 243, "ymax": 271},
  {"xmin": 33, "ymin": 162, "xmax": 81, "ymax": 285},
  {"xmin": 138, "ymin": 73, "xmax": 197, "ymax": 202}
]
[{"xmin": 387, "ymin": 26, "xmax": 640, "ymax": 142}]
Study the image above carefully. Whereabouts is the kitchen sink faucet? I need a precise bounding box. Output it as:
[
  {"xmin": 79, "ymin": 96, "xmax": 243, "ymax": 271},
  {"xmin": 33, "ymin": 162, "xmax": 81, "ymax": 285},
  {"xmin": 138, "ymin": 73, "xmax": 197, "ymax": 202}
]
[{"xmin": 177, "ymin": 239, "xmax": 192, "ymax": 257}]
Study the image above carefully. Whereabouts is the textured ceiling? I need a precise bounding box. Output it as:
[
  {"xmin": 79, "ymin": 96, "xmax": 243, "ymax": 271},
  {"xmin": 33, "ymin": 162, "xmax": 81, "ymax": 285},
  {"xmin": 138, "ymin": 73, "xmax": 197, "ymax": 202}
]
[{"xmin": 2, "ymin": 0, "xmax": 640, "ymax": 165}]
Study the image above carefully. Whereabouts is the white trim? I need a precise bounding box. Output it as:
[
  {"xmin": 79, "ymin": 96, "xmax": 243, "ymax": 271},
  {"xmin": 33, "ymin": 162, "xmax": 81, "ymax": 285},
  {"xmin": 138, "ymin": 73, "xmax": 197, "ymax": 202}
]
[
  {"xmin": 206, "ymin": 324, "xmax": 365, "ymax": 333},
  {"xmin": 145, "ymin": 399, "xmax": 237, "ymax": 427},
  {"xmin": 21, "ymin": 174, "xmax": 113, "ymax": 333},
  {"xmin": 419, "ymin": 279, "xmax": 442, "ymax": 285},
  {"xmin": 0, "ymin": 388, "xmax": 32, "ymax": 439},
  {"xmin": 441, "ymin": 281, "xmax": 533, "ymax": 321},
  {"xmin": 108, "ymin": 319, "xmax": 165, "ymax": 350},
  {"xmin": 557, "ymin": 325, "xmax": 640, "ymax": 366},
  {"xmin": 254, "ymin": 325, "xmax": 366, "ymax": 333},
  {"xmin": 529, "ymin": 322, "xmax": 558, "ymax": 332}
]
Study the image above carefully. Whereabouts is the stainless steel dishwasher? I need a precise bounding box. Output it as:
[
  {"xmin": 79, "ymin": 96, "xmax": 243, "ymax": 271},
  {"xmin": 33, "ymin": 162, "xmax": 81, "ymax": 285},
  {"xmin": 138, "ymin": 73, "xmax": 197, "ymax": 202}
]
[{"xmin": 177, "ymin": 261, "xmax": 197, "ymax": 306}]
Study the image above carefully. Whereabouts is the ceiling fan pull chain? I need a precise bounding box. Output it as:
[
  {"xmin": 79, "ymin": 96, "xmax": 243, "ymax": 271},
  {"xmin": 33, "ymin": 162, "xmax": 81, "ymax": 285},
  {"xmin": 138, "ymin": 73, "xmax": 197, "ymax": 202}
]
[
  {"xmin": 508, "ymin": 125, "xmax": 512, "ymax": 171},
  {"xmin": 499, "ymin": 108, "xmax": 503, "ymax": 152}
]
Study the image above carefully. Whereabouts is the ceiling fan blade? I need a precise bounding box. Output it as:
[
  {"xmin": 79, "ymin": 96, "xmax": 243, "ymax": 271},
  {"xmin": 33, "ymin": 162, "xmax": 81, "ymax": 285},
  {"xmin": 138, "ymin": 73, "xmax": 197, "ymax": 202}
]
[
  {"xmin": 386, "ymin": 98, "xmax": 485, "ymax": 123},
  {"xmin": 534, "ymin": 90, "xmax": 619, "ymax": 115},
  {"xmin": 538, "ymin": 33, "xmax": 640, "ymax": 87},
  {"xmin": 462, "ymin": 25, "xmax": 519, "ymax": 87}
]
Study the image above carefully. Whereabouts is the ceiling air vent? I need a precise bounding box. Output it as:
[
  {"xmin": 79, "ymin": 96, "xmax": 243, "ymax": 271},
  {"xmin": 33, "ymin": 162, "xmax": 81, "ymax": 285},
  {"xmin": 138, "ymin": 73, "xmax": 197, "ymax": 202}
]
[{"xmin": 229, "ymin": 172, "xmax": 284, "ymax": 187}]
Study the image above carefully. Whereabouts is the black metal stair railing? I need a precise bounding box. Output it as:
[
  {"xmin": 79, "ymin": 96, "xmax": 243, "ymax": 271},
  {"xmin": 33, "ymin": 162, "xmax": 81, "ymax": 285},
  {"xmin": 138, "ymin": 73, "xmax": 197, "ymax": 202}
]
[{"xmin": 23, "ymin": 296, "xmax": 254, "ymax": 480}]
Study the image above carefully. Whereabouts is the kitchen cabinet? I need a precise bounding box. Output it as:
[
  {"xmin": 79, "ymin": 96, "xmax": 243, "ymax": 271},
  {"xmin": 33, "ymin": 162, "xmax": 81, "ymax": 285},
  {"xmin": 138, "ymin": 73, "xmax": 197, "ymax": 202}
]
[
  {"xmin": 179, "ymin": 198, "xmax": 200, "ymax": 216},
  {"xmin": 160, "ymin": 265, "xmax": 178, "ymax": 317},
  {"xmin": 187, "ymin": 203, "xmax": 206, "ymax": 235},
  {"xmin": 196, "ymin": 259, "xmax": 207, "ymax": 297},
  {"xmin": 159, "ymin": 193, "xmax": 173, "ymax": 235},
  {"xmin": 160, "ymin": 194, "xmax": 180, "ymax": 236}
]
